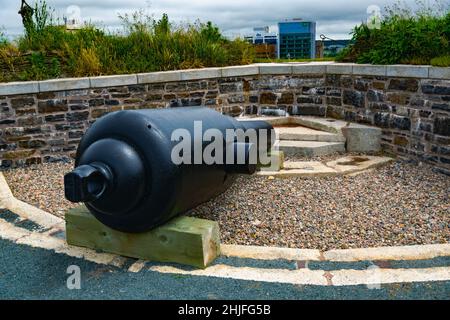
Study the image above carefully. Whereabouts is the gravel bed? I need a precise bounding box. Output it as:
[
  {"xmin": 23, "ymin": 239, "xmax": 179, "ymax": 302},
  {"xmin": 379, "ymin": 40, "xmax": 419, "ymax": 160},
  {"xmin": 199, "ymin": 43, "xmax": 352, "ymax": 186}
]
[
  {"xmin": 190, "ymin": 160, "xmax": 449, "ymax": 250},
  {"xmin": 3, "ymin": 159, "xmax": 449, "ymax": 250},
  {"xmin": 3, "ymin": 162, "xmax": 77, "ymax": 218}
]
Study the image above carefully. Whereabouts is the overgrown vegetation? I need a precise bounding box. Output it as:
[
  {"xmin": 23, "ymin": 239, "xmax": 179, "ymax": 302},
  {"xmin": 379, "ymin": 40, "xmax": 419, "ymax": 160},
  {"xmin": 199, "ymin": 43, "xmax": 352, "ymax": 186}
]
[
  {"xmin": 337, "ymin": 0, "xmax": 450, "ymax": 66},
  {"xmin": 0, "ymin": 1, "xmax": 254, "ymax": 82}
]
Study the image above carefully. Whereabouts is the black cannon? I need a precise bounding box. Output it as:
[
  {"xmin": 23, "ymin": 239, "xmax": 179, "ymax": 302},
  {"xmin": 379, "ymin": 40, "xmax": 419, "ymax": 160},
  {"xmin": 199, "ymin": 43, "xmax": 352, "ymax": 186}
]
[{"xmin": 64, "ymin": 107, "xmax": 274, "ymax": 233}]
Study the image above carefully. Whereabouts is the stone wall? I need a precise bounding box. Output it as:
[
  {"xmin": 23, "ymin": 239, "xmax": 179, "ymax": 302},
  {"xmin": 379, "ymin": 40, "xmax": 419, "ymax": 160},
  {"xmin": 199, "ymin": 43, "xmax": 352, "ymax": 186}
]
[{"xmin": 0, "ymin": 63, "xmax": 449, "ymax": 174}]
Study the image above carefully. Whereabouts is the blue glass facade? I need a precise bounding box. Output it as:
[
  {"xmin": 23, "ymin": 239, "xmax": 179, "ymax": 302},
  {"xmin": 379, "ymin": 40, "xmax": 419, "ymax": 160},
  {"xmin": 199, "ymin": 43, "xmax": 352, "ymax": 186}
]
[{"xmin": 277, "ymin": 21, "xmax": 316, "ymax": 59}]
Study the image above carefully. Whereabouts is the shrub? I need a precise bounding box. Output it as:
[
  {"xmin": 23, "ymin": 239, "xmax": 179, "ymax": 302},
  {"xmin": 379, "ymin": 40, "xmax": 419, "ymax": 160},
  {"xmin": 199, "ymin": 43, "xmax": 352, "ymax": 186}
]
[
  {"xmin": 431, "ymin": 55, "xmax": 450, "ymax": 66},
  {"xmin": 1, "ymin": 2, "xmax": 255, "ymax": 81},
  {"xmin": 337, "ymin": 0, "xmax": 450, "ymax": 65}
]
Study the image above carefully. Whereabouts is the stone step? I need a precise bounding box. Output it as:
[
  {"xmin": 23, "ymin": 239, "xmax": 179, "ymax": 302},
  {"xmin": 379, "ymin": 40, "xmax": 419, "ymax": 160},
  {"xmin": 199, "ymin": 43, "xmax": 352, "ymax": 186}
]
[
  {"xmin": 275, "ymin": 126, "xmax": 345, "ymax": 142},
  {"xmin": 277, "ymin": 140, "xmax": 345, "ymax": 157}
]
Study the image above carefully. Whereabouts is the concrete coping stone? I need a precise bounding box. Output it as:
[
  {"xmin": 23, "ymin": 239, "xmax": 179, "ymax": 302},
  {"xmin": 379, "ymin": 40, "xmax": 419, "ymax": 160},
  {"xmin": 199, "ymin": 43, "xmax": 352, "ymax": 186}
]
[
  {"xmin": 0, "ymin": 81, "xmax": 39, "ymax": 96},
  {"xmin": 221, "ymin": 65, "xmax": 260, "ymax": 77},
  {"xmin": 386, "ymin": 65, "xmax": 430, "ymax": 78},
  {"xmin": 0, "ymin": 63, "xmax": 448, "ymax": 95},
  {"xmin": 39, "ymin": 77, "xmax": 90, "ymax": 92},
  {"xmin": 137, "ymin": 70, "xmax": 182, "ymax": 84},
  {"xmin": 352, "ymin": 64, "xmax": 387, "ymax": 76},
  {"xmin": 258, "ymin": 63, "xmax": 293, "ymax": 75},
  {"xmin": 90, "ymin": 74, "xmax": 138, "ymax": 88},
  {"xmin": 180, "ymin": 67, "xmax": 222, "ymax": 81}
]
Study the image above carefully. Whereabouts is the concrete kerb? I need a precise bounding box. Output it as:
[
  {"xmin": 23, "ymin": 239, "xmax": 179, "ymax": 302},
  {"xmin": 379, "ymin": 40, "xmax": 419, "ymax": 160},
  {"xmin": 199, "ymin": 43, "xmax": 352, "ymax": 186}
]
[
  {"xmin": 0, "ymin": 172, "xmax": 62, "ymax": 230},
  {"xmin": 0, "ymin": 171, "xmax": 448, "ymax": 271}
]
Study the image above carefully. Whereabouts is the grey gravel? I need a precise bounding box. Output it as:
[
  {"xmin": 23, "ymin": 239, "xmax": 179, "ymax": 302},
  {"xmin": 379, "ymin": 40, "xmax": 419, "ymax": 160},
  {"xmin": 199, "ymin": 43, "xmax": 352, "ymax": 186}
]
[
  {"xmin": 3, "ymin": 162, "xmax": 77, "ymax": 218},
  {"xmin": 190, "ymin": 160, "xmax": 449, "ymax": 250},
  {"xmin": 3, "ymin": 159, "xmax": 449, "ymax": 250}
]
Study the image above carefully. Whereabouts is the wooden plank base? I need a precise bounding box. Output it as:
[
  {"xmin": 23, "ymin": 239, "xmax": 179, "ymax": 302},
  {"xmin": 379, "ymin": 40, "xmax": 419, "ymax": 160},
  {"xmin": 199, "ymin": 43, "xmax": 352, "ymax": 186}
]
[{"xmin": 65, "ymin": 206, "xmax": 221, "ymax": 268}]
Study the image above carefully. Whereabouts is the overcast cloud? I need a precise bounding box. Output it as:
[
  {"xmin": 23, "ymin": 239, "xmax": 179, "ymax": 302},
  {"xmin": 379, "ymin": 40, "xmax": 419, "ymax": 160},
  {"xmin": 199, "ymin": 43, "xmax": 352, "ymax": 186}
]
[{"xmin": 0, "ymin": 0, "xmax": 440, "ymax": 39}]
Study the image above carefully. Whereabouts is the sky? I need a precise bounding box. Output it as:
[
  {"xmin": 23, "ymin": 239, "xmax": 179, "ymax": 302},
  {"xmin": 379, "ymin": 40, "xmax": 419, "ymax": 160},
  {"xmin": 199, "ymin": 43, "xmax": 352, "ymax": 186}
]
[{"xmin": 0, "ymin": 0, "xmax": 442, "ymax": 39}]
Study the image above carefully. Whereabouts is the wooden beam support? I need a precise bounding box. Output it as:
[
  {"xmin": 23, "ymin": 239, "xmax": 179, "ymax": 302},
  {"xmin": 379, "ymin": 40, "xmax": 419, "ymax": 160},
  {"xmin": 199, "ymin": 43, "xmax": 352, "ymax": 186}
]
[{"xmin": 66, "ymin": 206, "xmax": 221, "ymax": 269}]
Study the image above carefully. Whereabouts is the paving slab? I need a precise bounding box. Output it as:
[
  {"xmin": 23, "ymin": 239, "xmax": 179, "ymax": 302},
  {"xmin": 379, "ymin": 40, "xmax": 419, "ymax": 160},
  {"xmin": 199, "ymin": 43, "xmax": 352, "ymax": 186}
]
[
  {"xmin": 275, "ymin": 126, "xmax": 345, "ymax": 142},
  {"xmin": 326, "ymin": 155, "xmax": 394, "ymax": 175},
  {"xmin": 278, "ymin": 140, "xmax": 345, "ymax": 156},
  {"xmin": 258, "ymin": 161, "xmax": 337, "ymax": 177}
]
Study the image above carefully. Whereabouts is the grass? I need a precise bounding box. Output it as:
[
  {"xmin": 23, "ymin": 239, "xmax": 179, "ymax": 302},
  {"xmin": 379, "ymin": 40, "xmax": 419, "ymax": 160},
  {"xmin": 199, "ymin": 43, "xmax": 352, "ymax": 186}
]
[
  {"xmin": 431, "ymin": 55, "xmax": 450, "ymax": 67},
  {"xmin": 0, "ymin": 2, "xmax": 255, "ymax": 82},
  {"xmin": 337, "ymin": 0, "xmax": 450, "ymax": 66}
]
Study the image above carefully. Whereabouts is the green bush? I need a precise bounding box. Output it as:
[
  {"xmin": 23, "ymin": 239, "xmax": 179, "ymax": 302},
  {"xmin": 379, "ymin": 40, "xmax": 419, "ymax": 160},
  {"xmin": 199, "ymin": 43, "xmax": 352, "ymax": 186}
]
[
  {"xmin": 337, "ymin": 1, "xmax": 450, "ymax": 65},
  {"xmin": 1, "ymin": 2, "xmax": 255, "ymax": 81},
  {"xmin": 431, "ymin": 55, "xmax": 450, "ymax": 66}
]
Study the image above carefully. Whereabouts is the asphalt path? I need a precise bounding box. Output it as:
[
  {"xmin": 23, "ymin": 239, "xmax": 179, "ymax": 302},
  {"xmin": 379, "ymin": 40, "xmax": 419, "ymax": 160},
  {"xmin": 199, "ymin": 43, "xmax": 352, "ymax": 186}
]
[{"xmin": 0, "ymin": 239, "xmax": 448, "ymax": 300}]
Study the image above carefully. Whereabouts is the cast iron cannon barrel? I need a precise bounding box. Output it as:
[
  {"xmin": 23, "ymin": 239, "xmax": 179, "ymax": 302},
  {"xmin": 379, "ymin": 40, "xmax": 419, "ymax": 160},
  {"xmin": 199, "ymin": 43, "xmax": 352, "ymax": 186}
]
[{"xmin": 64, "ymin": 107, "xmax": 274, "ymax": 233}]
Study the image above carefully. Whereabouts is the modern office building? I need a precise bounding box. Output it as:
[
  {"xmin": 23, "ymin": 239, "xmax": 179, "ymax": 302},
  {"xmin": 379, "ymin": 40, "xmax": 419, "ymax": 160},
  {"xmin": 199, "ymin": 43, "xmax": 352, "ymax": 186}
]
[
  {"xmin": 244, "ymin": 27, "xmax": 278, "ymax": 45},
  {"xmin": 244, "ymin": 27, "xmax": 278, "ymax": 58},
  {"xmin": 277, "ymin": 19, "xmax": 316, "ymax": 59}
]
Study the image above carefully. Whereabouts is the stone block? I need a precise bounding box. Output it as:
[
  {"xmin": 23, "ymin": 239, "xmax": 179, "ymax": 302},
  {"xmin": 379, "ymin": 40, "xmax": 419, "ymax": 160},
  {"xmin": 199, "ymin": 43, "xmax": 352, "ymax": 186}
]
[{"xmin": 342, "ymin": 124, "xmax": 382, "ymax": 152}]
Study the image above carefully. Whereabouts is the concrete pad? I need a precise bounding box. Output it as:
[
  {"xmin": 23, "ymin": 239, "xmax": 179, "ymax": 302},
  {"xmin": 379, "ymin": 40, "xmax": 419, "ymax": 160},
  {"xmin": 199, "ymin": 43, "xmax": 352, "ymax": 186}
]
[
  {"xmin": 0, "ymin": 219, "xmax": 30, "ymax": 242},
  {"xmin": 326, "ymin": 155, "xmax": 394, "ymax": 175},
  {"xmin": 55, "ymin": 244, "xmax": 119, "ymax": 265},
  {"xmin": 258, "ymin": 161, "xmax": 338, "ymax": 177},
  {"xmin": 221, "ymin": 244, "xmax": 322, "ymax": 261},
  {"xmin": 149, "ymin": 264, "xmax": 328, "ymax": 286},
  {"xmin": 16, "ymin": 232, "xmax": 65, "ymax": 250},
  {"xmin": 128, "ymin": 260, "xmax": 147, "ymax": 273},
  {"xmin": 331, "ymin": 266, "xmax": 450, "ymax": 286},
  {"xmin": 342, "ymin": 124, "xmax": 382, "ymax": 152},
  {"xmin": 323, "ymin": 243, "xmax": 450, "ymax": 262},
  {"xmin": 278, "ymin": 140, "xmax": 345, "ymax": 157},
  {"xmin": 275, "ymin": 126, "xmax": 345, "ymax": 142}
]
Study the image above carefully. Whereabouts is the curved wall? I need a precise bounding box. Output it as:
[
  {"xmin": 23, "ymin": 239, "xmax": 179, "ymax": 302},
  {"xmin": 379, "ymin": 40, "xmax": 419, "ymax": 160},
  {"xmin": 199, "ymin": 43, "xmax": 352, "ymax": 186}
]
[{"xmin": 0, "ymin": 63, "xmax": 449, "ymax": 174}]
